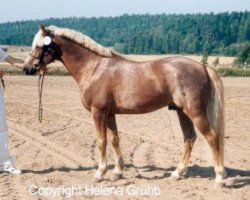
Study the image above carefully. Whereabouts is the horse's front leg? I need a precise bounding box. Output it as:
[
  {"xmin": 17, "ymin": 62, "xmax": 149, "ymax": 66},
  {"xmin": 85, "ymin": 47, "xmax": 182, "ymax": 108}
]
[
  {"xmin": 91, "ymin": 107, "xmax": 108, "ymax": 182},
  {"xmin": 107, "ymin": 114, "xmax": 124, "ymax": 181}
]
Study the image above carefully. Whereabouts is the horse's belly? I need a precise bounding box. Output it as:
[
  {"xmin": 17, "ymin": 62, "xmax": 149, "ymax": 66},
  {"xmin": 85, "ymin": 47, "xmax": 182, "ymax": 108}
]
[{"xmin": 114, "ymin": 93, "xmax": 171, "ymax": 114}]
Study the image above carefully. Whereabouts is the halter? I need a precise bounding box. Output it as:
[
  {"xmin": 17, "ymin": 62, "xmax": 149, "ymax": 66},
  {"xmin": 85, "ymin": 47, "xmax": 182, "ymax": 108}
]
[
  {"xmin": 0, "ymin": 78, "xmax": 5, "ymax": 89},
  {"xmin": 32, "ymin": 35, "xmax": 61, "ymax": 123}
]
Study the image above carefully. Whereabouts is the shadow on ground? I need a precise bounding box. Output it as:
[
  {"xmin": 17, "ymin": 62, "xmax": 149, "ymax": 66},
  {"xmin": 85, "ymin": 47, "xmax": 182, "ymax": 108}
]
[{"xmin": 20, "ymin": 164, "xmax": 250, "ymax": 188}]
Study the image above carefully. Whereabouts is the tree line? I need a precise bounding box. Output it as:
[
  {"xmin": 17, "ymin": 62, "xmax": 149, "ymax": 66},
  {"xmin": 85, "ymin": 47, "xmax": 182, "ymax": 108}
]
[{"xmin": 0, "ymin": 12, "xmax": 249, "ymax": 55}]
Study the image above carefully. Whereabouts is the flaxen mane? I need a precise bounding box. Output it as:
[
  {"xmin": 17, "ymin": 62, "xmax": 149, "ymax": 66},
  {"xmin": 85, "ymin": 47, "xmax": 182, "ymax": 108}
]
[{"xmin": 47, "ymin": 26, "xmax": 113, "ymax": 57}]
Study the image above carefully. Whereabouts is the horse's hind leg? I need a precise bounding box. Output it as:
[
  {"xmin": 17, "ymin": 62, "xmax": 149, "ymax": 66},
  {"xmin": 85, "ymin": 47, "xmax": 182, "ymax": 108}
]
[
  {"xmin": 190, "ymin": 112, "xmax": 226, "ymax": 185},
  {"xmin": 91, "ymin": 107, "xmax": 108, "ymax": 182},
  {"xmin": 171, "ymin": 110, "xmax": 197, "ymax": 180},
  {"xmin": 107, "ymin": 114, "xmax": 124, "ymax": 181}
]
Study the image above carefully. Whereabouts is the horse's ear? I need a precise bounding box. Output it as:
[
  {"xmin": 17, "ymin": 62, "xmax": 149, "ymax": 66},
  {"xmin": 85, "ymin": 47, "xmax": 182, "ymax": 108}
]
[{"xmin": 38, "ymin": 24, "xmax": 46, "ymax": 36}]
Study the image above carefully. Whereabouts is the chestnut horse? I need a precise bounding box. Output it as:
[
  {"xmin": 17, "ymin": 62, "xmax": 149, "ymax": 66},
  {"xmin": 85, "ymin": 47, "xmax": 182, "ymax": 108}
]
[{"xmin": 23, "ymin": 25, "xmax": 226, "ymax": 185}]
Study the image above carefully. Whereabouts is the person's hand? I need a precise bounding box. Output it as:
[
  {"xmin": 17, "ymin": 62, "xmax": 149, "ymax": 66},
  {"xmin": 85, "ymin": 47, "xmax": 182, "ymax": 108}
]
[
  {"xmin": 5, "ymin": 56, "xmax": 24, "ymax": 68},
  {"xmin": 0, "ymin": 68, "xmax": 4, "ymax": 78},
  {"xmin": 23, "ymin": 66, "xmax": 37, "ymax": 75},
  {"xmin": 13, "ymin": 63, "xmax": 25, "ymax": 68}
]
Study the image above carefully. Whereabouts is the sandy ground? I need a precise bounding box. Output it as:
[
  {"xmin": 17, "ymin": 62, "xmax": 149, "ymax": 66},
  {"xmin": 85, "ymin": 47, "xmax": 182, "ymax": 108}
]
[{"xmin": 0, "ymin": 76, "xmax": 249, "ymax": 200}]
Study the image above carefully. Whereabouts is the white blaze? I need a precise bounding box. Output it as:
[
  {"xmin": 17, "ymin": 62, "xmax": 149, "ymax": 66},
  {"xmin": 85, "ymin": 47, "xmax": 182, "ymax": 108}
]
[{"xmin": 23, "ymin": 30, "xmax": 45, "ymax": 66}]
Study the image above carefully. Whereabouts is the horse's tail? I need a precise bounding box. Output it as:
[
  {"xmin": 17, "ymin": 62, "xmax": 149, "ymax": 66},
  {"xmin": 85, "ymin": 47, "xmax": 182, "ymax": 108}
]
[{"xmin": 206, "ymin": 66, "xmax": 225, "ymax": 164}]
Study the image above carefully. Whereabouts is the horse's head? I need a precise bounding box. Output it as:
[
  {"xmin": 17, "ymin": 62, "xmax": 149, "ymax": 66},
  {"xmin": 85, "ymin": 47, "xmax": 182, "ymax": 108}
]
[{"xmin": 23, "ymin": 24, "xmax": 61, "ymax": 68}]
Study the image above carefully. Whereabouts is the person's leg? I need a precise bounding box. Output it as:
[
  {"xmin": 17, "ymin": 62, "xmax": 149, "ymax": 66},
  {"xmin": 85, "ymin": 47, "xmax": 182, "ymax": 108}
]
[{"xmin": 0, "ymin": 86, "xmax": 20, "ymax": 174}]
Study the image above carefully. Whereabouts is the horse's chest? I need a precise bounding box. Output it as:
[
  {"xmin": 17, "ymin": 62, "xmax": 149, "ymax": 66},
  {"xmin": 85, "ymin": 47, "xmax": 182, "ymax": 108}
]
[
  {"xmin": 80, "ymin": 85, "xmax": 104, "ymax": 110},
  {"xmin": 80, "ymin": 90, "xmax": 93, "ymax": 111},
  {"xmin": 79, "ymin": 80, "xmax": 93, "ymax": 111}
]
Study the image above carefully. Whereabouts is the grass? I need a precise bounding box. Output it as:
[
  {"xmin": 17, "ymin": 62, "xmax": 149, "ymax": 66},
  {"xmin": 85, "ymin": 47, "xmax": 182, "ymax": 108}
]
[
  {"xmin": 3, "ymin": 67, "xmax": 250, "ymax": 77},
  {"xmin": 217, "ymin": 67, "xmax": 250, "ymax": 77},
  {"xmin": 2, "ymin": 67, "xmax": 70, "ymax": 76},
  {"xmin": 45, "ymin": 68, "xmax": 70, "ymax": 76}
]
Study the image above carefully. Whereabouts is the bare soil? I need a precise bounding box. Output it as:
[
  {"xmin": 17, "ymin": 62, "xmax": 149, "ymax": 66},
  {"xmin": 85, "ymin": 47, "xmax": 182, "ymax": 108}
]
[{"xmin": 0, "ymin": 76, "xmax": 249, "ymax": 200}]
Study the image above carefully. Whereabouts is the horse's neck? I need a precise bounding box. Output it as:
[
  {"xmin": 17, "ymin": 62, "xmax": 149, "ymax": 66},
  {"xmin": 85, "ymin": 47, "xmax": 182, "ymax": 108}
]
[{"xmin": 59, "ymin": 40, "xmax": 101, "ymax": 84}]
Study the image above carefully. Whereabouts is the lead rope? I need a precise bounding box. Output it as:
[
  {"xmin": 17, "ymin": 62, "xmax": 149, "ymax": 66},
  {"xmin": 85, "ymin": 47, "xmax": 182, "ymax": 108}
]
[
  {"xmin": 38, "ymin": 73, "xmax": 45, "ymax": 123},
  {"xmin": 1, "ymin": 78, "xmax": 5, "ymax": 90}
]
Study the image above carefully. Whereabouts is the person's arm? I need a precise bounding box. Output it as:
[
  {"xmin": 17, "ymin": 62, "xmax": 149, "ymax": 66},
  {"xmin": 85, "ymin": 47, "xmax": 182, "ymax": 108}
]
[
  {"xmin": 4, "ymin": 55, "xmax": 25, "ymax": 68},
  {"xmin": 0, "ymin": 49, "xmax": 40, "ymax": 75},
  {"xmin": 6, "ymin": 56, "xmax": 38, "ymax": 75},
  {"xmin": 8, "ymin": 56, "xmax": 42, "ymax": 75},
  {"xmin": 0, "ymin": 49, "xmax": 24, "ymax": 68}
]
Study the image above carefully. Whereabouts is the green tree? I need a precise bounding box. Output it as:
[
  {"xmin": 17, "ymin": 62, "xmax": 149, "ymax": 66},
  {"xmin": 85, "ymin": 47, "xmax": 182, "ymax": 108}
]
[
  {"xmin": 213, "ymin": 57, "xmax": 220, "ymax": 67},
  {"xmin": 0, "ymin": 12, "xmax": 249, "ymax": 55},
  {"xmin": 234, "ymin": 43, "xmax": 250, "ymax": 68},
  {"xmin": 113, "ymin": 43, "xmax": 125, "ymax": 53},
  {"xmin": 201, "ymin": 53, "xmax": 208, "ymax": 65}
]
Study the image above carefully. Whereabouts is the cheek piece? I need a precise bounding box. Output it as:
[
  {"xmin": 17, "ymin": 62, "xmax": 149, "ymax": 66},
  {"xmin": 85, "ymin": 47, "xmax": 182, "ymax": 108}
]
[{"xmin": 38, "ymin": 36, "xmax": 53, "ymax": 65}]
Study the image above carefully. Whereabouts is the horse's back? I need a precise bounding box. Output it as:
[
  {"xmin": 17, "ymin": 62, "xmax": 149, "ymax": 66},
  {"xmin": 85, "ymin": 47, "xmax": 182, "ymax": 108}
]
[{"xmin": 110, "ymin": 56, "xmax": 210, "ymax": 114}]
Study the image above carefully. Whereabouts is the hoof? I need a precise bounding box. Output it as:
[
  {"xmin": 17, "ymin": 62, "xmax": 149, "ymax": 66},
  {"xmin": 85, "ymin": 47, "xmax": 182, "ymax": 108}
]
[
  {"xmin": 171, "ymin": 170, "xmax": 181, "ymax": 181},
  {"xmin": 93, "ymin": 172, "xmax": 104, "ymax": 183},
  {"xmin": 214, "ymin": 173, "xmax": 227, "ymax": 188},
  {"xmin": 222, "ymin": 170, "xmax": 228, "ymax": 179},
  {"xmin": 92, "ymin": 176, "xmax": 104, "ymax": 183},
  {"xmin": 110, "ymin": 173, "xmax": 122, "ymax": 182}
]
